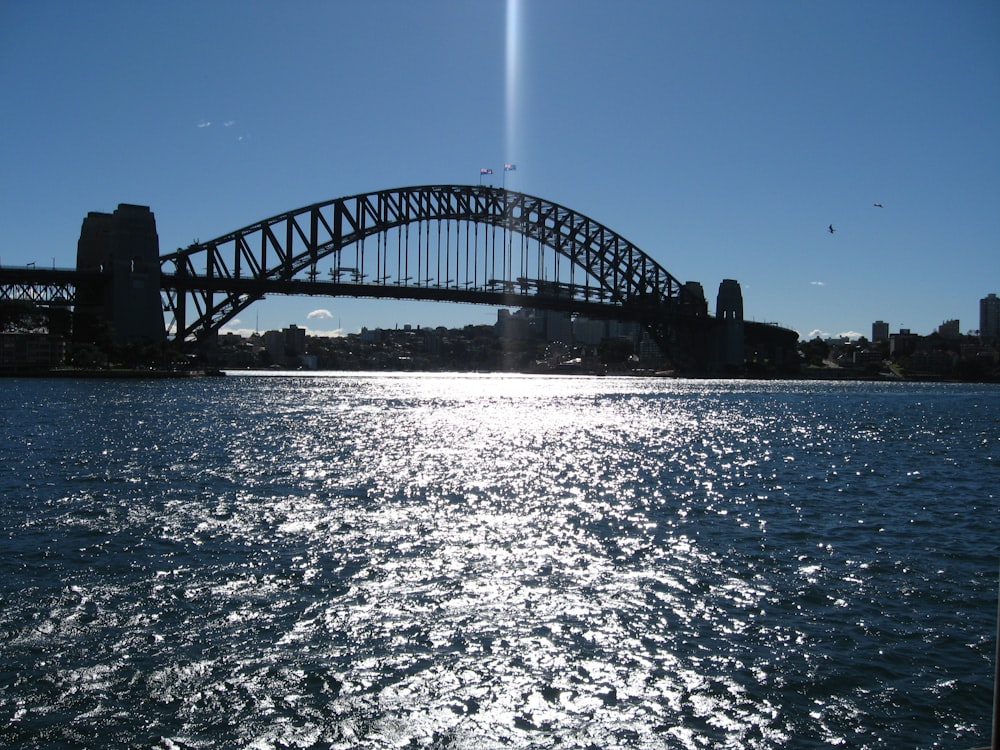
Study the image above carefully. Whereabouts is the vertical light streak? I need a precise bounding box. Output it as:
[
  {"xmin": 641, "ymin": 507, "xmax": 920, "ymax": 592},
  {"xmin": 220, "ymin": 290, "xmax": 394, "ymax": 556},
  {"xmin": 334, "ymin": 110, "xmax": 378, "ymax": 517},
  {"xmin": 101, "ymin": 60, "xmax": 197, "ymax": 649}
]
[{"xmin": 505, "ymin": 0, "xmax": 522, "ymax": 168}]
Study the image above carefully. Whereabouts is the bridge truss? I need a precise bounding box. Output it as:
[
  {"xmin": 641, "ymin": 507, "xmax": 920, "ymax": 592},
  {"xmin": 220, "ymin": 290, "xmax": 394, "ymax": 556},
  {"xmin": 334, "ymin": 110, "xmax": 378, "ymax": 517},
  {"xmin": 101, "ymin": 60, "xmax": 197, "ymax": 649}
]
[
  {"xmin": 0, "ymin": 267, "xmax": 89, "ymax": 307},
  {"xmin": 160, "ymin": 185, "xmax": 707, "ymax": 346}
]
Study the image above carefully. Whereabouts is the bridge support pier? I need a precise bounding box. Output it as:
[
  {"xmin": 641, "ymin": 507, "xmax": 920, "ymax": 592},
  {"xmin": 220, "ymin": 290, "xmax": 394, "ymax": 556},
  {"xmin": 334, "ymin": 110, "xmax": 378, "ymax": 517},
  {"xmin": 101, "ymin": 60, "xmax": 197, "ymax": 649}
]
[
  {"xmin": 75, "ymin": 204, "xmax": 166, "ymax": 346},
  {"xmin": 715, "ymin": 279, "xmax": 745, "ymax": 373}
]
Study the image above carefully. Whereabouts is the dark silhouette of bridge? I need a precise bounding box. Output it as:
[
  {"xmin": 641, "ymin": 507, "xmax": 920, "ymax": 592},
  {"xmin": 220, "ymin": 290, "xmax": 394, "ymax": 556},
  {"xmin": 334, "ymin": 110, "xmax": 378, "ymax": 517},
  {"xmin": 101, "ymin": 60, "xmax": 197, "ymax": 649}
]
[{"xmin": 0, "ymin": 185, "xmax": 799, "ymax": 373}]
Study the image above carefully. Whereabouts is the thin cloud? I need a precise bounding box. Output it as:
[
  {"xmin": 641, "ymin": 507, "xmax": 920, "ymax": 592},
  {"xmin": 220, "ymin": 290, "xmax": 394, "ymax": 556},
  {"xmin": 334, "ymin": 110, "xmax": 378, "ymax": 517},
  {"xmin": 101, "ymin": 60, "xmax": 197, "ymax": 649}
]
[
  {"xmin": 223, "ymin": 120, "xmax": 235, "ymax": 127},
  {"xmin": 307, "ymin": 309, "xmax": 333, "ymax": 320},
  {"xmin": 810, "ymin": 281, "xmax": 826, "ymax": 286},
  {"xmin": 196, "ymin": 120, "xmax": 211, "ymax": 129},
  {"xmin": 306, "ymin": 327, "xmax": 344, "ymax": 338}
]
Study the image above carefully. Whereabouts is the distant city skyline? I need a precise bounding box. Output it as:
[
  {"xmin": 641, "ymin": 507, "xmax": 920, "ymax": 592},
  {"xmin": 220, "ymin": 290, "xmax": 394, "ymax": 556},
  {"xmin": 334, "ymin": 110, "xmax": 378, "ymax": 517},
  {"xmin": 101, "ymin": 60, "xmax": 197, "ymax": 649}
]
[
  {"xmin": 215, "ymin": 290, "xmax": 996, "ymax": 342},
  {"xmin": 2, "ymin": 2, "xmax": 997, "ymax": 340}
]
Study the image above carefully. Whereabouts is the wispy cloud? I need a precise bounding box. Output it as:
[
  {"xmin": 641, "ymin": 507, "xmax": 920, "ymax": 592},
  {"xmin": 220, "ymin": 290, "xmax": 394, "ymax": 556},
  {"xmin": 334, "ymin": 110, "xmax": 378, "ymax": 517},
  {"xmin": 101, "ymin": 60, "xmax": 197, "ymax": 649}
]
[
  {"xmin": 306, "ymin": 327, "xmax": 344, "ymax": 338},
  {"xmin": 810, "ymin": 281, "xmax": 826, "ymax": 286},
  {"xmin": 307, "ymin": 309, "xmax": 333, "ymax": 320},
  {"xmin": 196, "ymin": 120, "xmax": 211, "ymax": 129},
  {"xmin": 223, "ymin": 120, "xmax": 235, "ymax": 127}
]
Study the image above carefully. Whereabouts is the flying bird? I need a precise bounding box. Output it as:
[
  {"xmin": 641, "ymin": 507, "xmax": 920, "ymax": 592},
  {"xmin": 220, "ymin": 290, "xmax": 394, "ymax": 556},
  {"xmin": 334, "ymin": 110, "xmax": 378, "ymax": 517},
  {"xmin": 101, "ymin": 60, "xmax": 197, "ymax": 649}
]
[
  {"xmin": 873, "ymin": 202, "xmax": 883, "ymax": 208},
  {"xmin": 828, "ymin": 224, "xmax": 836, "ymax": 234}
]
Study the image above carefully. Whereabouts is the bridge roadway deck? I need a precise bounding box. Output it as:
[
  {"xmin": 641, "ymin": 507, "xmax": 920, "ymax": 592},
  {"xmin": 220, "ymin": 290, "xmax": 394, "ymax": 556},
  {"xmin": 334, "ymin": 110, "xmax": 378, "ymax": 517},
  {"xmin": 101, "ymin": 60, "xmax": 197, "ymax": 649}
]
[{"xmin": 0, "ymin": 266, "xmax": 670, "ymax": 322}]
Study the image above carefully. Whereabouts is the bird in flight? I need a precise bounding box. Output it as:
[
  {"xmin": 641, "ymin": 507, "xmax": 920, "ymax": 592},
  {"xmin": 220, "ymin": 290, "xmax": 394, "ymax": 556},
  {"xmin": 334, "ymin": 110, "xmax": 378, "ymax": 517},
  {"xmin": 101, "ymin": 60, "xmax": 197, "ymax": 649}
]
[
  {"xmin": 828, "ymin": 224, "xmax": 836, "ymax": 234},
  {"xmin": 873, "ymin": 202, "xmax": 883, "ymax": 208}
]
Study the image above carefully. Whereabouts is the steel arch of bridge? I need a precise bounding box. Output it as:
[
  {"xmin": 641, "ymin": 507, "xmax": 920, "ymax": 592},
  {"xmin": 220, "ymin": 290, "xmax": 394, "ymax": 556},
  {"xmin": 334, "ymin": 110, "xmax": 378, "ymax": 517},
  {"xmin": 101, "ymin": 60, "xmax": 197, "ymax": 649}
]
[{"xmin": 160, "ymin": 184, "xmax": 706, "ymax": 344}]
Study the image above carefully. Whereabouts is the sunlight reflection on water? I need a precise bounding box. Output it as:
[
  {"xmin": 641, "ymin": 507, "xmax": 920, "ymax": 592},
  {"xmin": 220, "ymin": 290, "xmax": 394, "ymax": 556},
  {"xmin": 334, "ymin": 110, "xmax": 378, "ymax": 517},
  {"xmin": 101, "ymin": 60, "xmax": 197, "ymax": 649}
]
[{"xmin": 1, "ymin": 375, "xmax": 996, "ymax": 749}]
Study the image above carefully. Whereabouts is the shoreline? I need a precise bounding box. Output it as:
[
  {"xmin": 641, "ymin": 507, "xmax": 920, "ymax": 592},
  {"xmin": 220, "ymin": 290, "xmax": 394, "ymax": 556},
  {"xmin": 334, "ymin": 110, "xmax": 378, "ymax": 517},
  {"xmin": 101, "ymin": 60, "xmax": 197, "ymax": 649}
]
[
  {"xmin": 2, "ymin": 366, "xmax": 996, "ymax": 384},
  {"xmin": 0, "ymin": 367, "xmax": 225, "ymax": 379}
]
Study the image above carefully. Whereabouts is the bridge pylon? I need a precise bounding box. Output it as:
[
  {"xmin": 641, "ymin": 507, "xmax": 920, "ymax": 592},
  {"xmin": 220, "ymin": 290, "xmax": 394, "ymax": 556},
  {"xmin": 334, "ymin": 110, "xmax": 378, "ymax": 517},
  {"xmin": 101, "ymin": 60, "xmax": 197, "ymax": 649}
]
[{"xmin": 75, "ymin": 204, "xmax": 166, "ymax": 346}]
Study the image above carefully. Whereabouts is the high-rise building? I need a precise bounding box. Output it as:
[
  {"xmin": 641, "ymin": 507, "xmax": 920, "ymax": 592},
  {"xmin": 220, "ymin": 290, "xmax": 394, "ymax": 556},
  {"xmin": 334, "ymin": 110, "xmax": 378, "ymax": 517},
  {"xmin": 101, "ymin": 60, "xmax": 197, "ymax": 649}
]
[
  {"xmin": 872, "ymin": 320, "xmax": 889, "ymax": 342},
  {"xmin": 981, "ymin": 293, "xmax": 1000, "ymax": 341}
]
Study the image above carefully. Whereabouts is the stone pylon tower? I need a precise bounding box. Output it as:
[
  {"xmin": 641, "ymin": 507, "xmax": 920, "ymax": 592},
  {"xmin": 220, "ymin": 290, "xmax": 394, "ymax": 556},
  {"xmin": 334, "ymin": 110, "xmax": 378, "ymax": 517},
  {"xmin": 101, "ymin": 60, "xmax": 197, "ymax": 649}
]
[
  {"xmin": 716, "ymin": 279, "xmax": 744, "ymax": 370},
  {"xmin": 75, "ymin": 204, "xmax": 165, "ymax": 345}
]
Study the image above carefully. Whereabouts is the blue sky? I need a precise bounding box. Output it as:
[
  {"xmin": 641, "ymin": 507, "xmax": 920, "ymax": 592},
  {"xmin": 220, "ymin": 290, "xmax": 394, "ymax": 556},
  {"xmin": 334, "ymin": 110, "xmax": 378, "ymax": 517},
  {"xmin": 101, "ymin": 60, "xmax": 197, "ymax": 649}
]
[{"xmin": 2, "ymin": 0, "xmax": 997, "ymax": 340}]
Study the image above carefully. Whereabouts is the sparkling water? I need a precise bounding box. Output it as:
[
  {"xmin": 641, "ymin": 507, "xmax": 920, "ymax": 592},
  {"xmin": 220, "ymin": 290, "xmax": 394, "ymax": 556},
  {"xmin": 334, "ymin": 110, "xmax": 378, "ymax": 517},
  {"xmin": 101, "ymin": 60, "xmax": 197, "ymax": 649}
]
[{"xmin": 1, "ymin": 374, "xmax": 997, "ymax": 749}]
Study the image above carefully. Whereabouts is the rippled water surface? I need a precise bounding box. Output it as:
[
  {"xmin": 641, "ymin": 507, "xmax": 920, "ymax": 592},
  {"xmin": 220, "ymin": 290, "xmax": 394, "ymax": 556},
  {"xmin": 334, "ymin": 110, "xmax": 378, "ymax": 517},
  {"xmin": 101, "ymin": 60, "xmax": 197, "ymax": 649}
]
[{"xmin": 1, "ymin": 374, "xmax": 998, "ymax": 749}]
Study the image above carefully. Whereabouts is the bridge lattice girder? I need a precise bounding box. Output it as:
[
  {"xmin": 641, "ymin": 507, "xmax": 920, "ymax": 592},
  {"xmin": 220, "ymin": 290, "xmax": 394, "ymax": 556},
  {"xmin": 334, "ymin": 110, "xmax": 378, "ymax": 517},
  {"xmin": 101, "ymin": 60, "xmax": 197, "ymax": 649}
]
[
  {"xmin": 0, "ymin": 267, "xmax": 91, "ymax": 306},
  {"xmin": 160, "ymin": 185, "xmax": 704, "ymax": 342}
]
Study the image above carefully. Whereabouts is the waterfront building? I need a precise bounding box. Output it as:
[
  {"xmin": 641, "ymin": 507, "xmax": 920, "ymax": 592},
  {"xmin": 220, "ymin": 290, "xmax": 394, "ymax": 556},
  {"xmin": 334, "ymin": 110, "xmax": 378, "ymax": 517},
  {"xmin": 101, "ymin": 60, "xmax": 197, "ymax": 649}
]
[
  {"xmin": 284, "ymin": 324, "xmax": 306, "ymax": 356},
  {"xmin": 262, "ymin": 330, "xmax": 285, "ymax": 362},
  {"xmin": 909, "ymin": 348, "xmax": 956, "ymax": 376},
  {"xmin": 0, "ymin": 332, "xmax": 66, "ymax": 369},
  {"xmin": 872, "ymin": 320, "xmax": 889, "ymax": 343}
]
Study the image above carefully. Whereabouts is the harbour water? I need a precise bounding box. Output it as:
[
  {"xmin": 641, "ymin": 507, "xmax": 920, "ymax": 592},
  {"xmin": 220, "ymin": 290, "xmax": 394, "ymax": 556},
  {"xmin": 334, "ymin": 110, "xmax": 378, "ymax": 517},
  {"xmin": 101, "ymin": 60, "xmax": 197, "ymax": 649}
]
[{"xmin": 1, "ymin": 373, "xmax": 997, "ymax": 749}]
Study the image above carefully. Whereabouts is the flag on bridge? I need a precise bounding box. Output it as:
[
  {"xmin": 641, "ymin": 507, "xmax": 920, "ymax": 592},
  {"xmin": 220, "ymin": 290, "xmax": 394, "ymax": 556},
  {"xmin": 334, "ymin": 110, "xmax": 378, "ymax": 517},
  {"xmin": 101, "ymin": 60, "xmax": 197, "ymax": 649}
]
[
  {"xmin": 480, "ymin": 168, "xmax": 493, "ymax": 175},
  {"xmin": 504, "ymin": 163, "xmax": 517, "ymax": 172}
]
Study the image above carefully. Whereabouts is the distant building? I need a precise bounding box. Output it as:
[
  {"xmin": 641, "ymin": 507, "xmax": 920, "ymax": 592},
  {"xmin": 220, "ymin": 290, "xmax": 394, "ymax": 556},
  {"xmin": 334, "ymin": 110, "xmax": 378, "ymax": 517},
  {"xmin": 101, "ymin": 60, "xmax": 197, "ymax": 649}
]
[
  {"xmin": 937, "ymin": 319, "xmax": 960, "ymax": 339},
  {"xmin": 0, "ymin": 332, "xmax": 66, "ymax": 369},
  {"xmin": 543, "ymin": 309, "xmax": 572, "ymax": 344},
  {"xmin": 284, "ymin": 324, "xmax": 306, "ymax": 356},
  {"xmin": 890, "ymin": 329, "xmax": 919, "ymax": 358},
  {"xmin": 573, "ymin": 316, "xmax": 607, "ymax": 347},
  {"xmin": 262, "ymin": 330, "xmax": 285, "ymax": 362},
  {"xmin": 910, "ymin": 348, "xmax": 955, "ymax": 376},
  {"xmin": 360, "ymin": 327, "xmax": 383, "ymax": 343},
  {"xmin": 872, "ymin": 320, "xmax": 889, "ymax": 343},
  {"xmin": 495, "ymin": 308, "xmax": 536, "ymax": 340},
  {"xmin": 258, "ymin": 324, "xmax": 309, "ymax": 366},
  {"xmin": 981, "ymin": 293, "xmax": 1000, "ymax": 341}
]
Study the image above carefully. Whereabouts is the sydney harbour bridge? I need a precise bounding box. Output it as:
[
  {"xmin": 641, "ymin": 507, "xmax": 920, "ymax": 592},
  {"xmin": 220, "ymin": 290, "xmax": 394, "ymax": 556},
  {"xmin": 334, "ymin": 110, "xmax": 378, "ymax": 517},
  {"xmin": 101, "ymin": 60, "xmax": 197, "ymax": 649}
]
[{"xmin": 0, "ymin": 184, "xmax": 798, "ymax": 373}]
